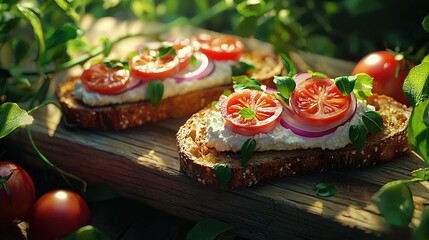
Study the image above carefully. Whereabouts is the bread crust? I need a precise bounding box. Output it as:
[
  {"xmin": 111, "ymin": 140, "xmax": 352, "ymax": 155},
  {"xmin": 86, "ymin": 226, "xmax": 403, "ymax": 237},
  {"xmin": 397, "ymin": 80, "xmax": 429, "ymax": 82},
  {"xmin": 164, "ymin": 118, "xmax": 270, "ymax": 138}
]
[
  {"xmin": 57, "ymin": 51, "xmax": 282, "ymax": 130},
  {"xmin": 176, "ymin": 94, "xmax": 411, "ymax": 189}
]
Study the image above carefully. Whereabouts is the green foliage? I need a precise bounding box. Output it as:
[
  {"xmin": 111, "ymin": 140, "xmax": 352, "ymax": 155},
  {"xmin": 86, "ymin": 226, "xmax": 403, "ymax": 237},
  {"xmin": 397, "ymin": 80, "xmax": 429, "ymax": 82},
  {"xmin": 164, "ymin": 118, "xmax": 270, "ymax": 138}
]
[
  {"xmin": 0, "ymin": 102, "xmax": 33, "ymax": 139},
  {"xmin": 186, "ymin": 219, "xmax": 234, "ymax": 240},
  {"xmin": 213, "ymin": 163, "xmax": 231, "ymax": 192},
  {"xmin": 240, "ymin": 138, "xmax": 256, "ymax": 166},
  {"xmin": 62, "ymin": 225, "xmax": 110, "ymax": 240},
  {"xmin": 314, "ymin": 182, "xmax": 336, "ymax": 197}
]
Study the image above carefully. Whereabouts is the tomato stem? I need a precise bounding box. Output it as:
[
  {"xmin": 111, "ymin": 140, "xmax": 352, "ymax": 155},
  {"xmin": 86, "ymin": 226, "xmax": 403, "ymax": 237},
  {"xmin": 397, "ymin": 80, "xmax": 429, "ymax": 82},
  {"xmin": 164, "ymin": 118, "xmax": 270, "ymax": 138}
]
[{"xmin": 0, "ymin": 172, "xmax": 13, "ymax": 206}]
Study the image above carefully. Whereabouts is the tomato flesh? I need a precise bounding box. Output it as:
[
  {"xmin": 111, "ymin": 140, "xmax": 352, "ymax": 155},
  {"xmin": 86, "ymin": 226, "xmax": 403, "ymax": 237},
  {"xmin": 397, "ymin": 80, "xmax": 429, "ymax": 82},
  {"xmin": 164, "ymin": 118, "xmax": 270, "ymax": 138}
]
[
  {"xmin": 80, "ymin": 62, "xmax": 130, "ymax": 94},
  {"xmin": 290, "ymin": 78, "xmax": 353, "ymax": 127},
  {"xmin": 219, "ymin": 90, "xmax": 282, "ymax": 136},
  {"xmin": 193, "ymin": 33, "xmax": 244, "ymax": 61},
  {"xmin": 129, "ymin": 42, "xmax": 193, "ymax": 81}
]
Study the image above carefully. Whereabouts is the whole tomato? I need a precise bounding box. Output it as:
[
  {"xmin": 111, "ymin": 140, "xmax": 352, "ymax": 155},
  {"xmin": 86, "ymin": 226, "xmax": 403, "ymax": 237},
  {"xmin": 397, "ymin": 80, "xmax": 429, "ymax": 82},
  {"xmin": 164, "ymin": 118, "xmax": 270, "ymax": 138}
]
[
  {"xmin": 28, "ymin": 189, "xmax": 91, "ymax": 240},
  {"xmin": 0, "ymin": 161, "xmax": 36, "ymax": 229},
  {"xmin": 351, "ymin": 51, "xmax": 413, "ymax": 105}
]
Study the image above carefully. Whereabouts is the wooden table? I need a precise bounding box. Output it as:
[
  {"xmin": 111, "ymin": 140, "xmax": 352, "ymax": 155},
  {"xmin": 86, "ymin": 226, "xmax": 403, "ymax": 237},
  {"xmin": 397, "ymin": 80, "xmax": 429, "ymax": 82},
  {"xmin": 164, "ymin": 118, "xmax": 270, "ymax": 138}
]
[{"xmin": 13, "ymin": 17, "xmax": 429, "ymax": 240}]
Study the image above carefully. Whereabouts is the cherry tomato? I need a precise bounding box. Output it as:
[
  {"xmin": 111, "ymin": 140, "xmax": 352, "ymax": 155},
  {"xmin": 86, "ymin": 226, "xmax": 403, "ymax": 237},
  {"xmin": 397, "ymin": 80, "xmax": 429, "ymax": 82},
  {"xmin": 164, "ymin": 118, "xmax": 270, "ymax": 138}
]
[
  {"xmin": 28, "ymin": 190, "xmax": 91, "ymax": 240},
  {"xmin": 80, "ymin": 62, "xmax": 130, "ymax": 94},
  {"xmin": 0, "ymin": 161, "xmax": 35, "ymax": 229},
  {"xmin": 351, "ymin": 51, "xmax": 413, "ymax": 105},
  {"xmin": 193, "ymin": 33, "xmax": 244, "ymax": 61},
  {"xmin": 290, "ymin": 78, "xmax": 353, "ymax": 127},
  {"xmin": 219, "ymin": 90, "xmax": 282, "ymax": 136},
  {"xmin": 129, "ymin": 42, "xmax": 193, "ymax": 81}
]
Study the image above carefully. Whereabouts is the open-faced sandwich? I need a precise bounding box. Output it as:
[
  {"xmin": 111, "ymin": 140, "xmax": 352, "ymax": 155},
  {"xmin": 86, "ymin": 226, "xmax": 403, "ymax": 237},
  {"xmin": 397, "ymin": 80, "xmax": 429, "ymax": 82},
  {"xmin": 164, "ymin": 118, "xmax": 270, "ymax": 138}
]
[
  {"xmin": 57, "ymin": 33, "xmax": 283, "ymax": 130},
  {"xmin": 176, "ymin": 63, "xmax": 411, "ymax": 190}
]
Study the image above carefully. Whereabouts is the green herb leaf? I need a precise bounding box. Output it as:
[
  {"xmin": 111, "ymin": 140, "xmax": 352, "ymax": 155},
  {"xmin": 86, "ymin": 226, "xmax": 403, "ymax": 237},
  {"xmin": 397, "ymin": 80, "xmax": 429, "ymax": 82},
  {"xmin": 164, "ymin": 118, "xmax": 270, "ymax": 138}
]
[
  {"xmin": 403, "ymin": 62, "xmax": 429, "ymax": 107},
  {"xmin": 45, "ymin": 24, "xmax": 79, "ymax": 50},
  {"xmin": 210, "ymin": 101, "xmax": 218, "ymax": 110},
  {"xmin": 80, "ymin": 182, "xmax": 119, "ymax": 202},
  {"xmin": 423, "ymin": 104, "xmax": 429, "ymax": 127},
  {"xmin": 102, "ymin": 38, "xmax": 112, "ymax": 57},
  {"xmin": 372, "ymin": 180, "xmax": 414, "ymax": 228},
  {"xmin": 353, "ymin": 73, "xmax": 373, "ymax": 100},
  {"xmin": 146, "ymin": 81, "xmax": 164, "ymax": 107},
  {"xmin": 53, "ymin": 0, "xmax": 80, "ymax": 24},
  {"xmin": 334, "ymin": 76, "xmax": 356, "ymax": 96},
  {"xmin": 103, "ymin": 59, "xmax": 128, "ymax": 69},
  {"xmin": 186, "ymin": 219, "xmax": 234, "ymax": 240},
  {"xmin": 191, "ymin": 55, "xmax": 197, "ymax": 66},
  {"xmin": 213, "ymin": 163, "xmax": 231, "ymax": 192},
  {"xmin": 411, "ymin": 167, "xmax": 429, "ymax": 181},
  {"xmin": 17, "ymin": 5, "xmax": 45, "ymax": 61},
  {"xmin": 362, "ymin": 111, "xmax": 384, "ymax": 134},
  {"xmin": 0, "ymin": 102, "xmax": 34, "ymax": 138},
  {"xmin": 274, "ymin": 76, "xmax": 295, "ymax": 100},
  {"xmin": 236, "ymin": 0, "xmax": 267, "ymax": 17},
  {"xmin": 158, "ymin": 44, "xmax": 176, "ymax": 58},
  {"xmin": 232, "ymin": 76, "xmax": 263, "ymax": 92},
  {"xmin": 239, "ymin": 108, "xmax": 255, "ymax": 119},
  {"xmin": 423, "ymin": 15, "xmax": 429, "ymax": 33},
  {"xmin": 412, "ymin": 206, "xmax": 429, "ymax": 240},
  {"xmin": 274, "ymin": 92, "xmax": 290, "ymax": 106},
  {"xmin": 314, "ymin": 182, "xmax": 336, "ymax": 197},
  {"xmin": 279, "ymin": 53, "xmax": 297, "ymax": 78},
  {"xmin": 232, "ymin": 61, "xmax": 255, "ymax": 76},
  {"xmin": 309, "ymin": 70, "xmax": 328, "ymax": 79},
  {"xmin": 222, "ymin": 89, "xmax": 232, "ymax": 97},
  {"xmin": 349, "ymin": 124, "xmax": 368, "ymax": 148},
  {"xmin": 240, "ymin": 138, "xmax": 256, "ymax": 166},
  {"xmin": 408, "ymin": 98, "xmax": 429, "ymax": 164},
  {"xmin": 62, "ymin": 225, "xmax": 110, "ymax": 240}
]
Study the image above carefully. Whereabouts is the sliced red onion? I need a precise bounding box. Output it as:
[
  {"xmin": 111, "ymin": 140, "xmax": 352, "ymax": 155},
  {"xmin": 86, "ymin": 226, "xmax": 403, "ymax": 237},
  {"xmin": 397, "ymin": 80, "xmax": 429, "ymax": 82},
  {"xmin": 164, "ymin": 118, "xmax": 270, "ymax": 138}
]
[
  {"xmin": 293, "ymin": 72, "xmax": 312, "ymax": 85},
  {"xmin": 172, "ymin": 51, "xmax": 215, "ymax": 83},
  {"xmin": 102, "ymin": 77, "xmax": 144, "ymax": 96},
  {"xmin": 280, "ymin": 93, "xmax": 357, "ymax": 138}
]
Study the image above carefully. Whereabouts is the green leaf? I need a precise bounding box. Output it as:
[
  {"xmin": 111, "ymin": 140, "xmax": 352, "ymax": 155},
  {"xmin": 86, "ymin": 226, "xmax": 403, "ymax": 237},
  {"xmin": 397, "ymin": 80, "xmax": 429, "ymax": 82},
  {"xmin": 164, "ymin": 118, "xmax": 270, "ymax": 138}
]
[
  {"xmin": 239, "ymin": 108, "xmax": 255, "ymax": 120},
  {"xmin": 362, "ymin": 111, "xmax": 384, "ymax": 134},
  {"xmin": 131, "ymin": 0, "xmax": 156, "ymax": 21},
  {"xmin": 372, "ymin": 180, "xmax": 414, "ymax": 228},
  {"xmin": 45, "ymin": 24, "xmax": 79, "ymax": 50},
  {"xmin": 353, "ymin": 73, "xmax": 373, "ymax": 100},
  {"xmin": 80, "ymin": 183, "xmax": 119, "ymax": 202},
  {"xmin": 424, "ymin": 104, "xmax": 429, "ymax": 127},
  {"xmin": 412, "ymin": 206, "xmax": 429, "ymax": 240},
  {"xmin": 408, "ymin": 98, "xmax": 429, "ymax": 164},
  {"xmin": 309, "ymin": 70, "xmax": 328, "ymax": 79},
  {"xmin": 236, "ymin": 0, "xmax": 266, "ymax": 17},
  {"xmin": 274, "ymin": 76, "xmax": 295, "ymax": 100},
  {"xmin": 102, "ymin": 38, "xmax": 112, "ymax": 57},
  {"xmin": 12, "ymin": 38, "xmax": 29, "ymax": 65},
  {"xmin": 16, "ymin": 5, "xmax": 45, "ymax": 61},
  {"xmin": 349, "ymin": 124, "xmax": 368, "ymax": 149},
  {"xmin": 232, "ymin": 60, "xmax": 255, "ymax": 76},
  {"xmin": 158, "ymin": 44, "xmax": 176, "ymax": 58},
  {"xmin": 54, "ymin": 0, "xmax": 80, "ymax": 24},
  {"xmin": 61, "ymin": 225, "xmax": 110, "ymax": 240},
  {"xmin": 232, "ymin": 76, "xmax": 263, "ymax": 92},
  {"xmin": 186, "ymin": 219, "xmax": 234, "ymax": 240},
  {"xmin": 411, "ymin": 167, "xmax": 429, "ymax": 181},
  {"xmin": 334, "ymin": 76, "xmax": 356, "ymax": 96},
  {"xmin": 403, "ymin": 62, "xmax": 429, "ymax": 107},
  {"xmin": 103, "ymin": 59, "xmax": 128, "ymax": 69},
  {"xmin": 0, "ymin": 102, "xmax": 33, "ymax": 138},
  {"xmin": 146, "ymin": 81, "xmax": 164, "ymax": 107},
  {"xmin": 240, "ymin": 138, "xmax": 256, "ymax": 166},
  {"xmin": 422, "ymin": 15, "xmax": 429, "ymax": 33},
  {"xmin": 212, "ymin": 163, "xmax": 231, "ymax": 191},
  {"xmin": 279, "ymin": 53, "xmax": 296, "ymax": 78},
  {"xmin": 221, "ymin": 89, "xmax": 231, "ymax": 97},
  {"xmin": 314, "ymin": 182, "xmax": 336, "ymax": 197}
]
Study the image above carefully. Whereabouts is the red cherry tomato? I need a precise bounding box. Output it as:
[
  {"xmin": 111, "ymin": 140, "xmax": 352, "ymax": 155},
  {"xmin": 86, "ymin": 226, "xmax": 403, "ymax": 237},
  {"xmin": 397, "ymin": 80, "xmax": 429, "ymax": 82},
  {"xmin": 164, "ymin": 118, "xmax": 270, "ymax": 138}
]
[
  {"xmin": 129, "ymin": 42, "xmax": 193, "ymax": 81},
  {"xmin": 0, "ymin": 161, "xmax": 35, "ymax": 229},
  {"xmin": 80, "ymin": 62, "xmax": 130, "ymax": 94},
  {"xmin": 351, "ymin": 51, "xmax": 413, "ymax": 105},
  {"xmin": 193, "ymin": 33, "xmax": 244, "ymax": 61},
  {"xmin": 290, "ymin": 78, "xmax": 353, "ymax": 127},
  {"xmin": 28, "ymin": 190, "xmax": 91, "ymax": 240},
  {"xmin": 219, "ymin": 90, "xmax": 282, "ymax": 136}
]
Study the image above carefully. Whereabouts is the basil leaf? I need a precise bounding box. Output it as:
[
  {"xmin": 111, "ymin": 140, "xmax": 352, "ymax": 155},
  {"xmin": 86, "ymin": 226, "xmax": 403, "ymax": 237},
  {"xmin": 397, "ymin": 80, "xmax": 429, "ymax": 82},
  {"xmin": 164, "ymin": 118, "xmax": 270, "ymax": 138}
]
[
  {"xmin": 423, "ymin": 15, "xmax": 429, "ymax": 33},
  {"xmin": 213, "ymin": 163, "xmax": 231, "ymax": 191},
  {"xmin": 103, "ymin": 59, "xmax": 128, "ymax": 69},
  {"xmin": 102, "ymin": 38, "xmax": 112, "ymax": 57},
  {"xmin": 222, "ymin": 89, "xmax": 232, "ymax": 97},
  {"xmin": 239, "ymin": 108, "xmax": 255, "ymax": 119},
  {"xmin": 334, "ymin": 76, "xmax": 356, "ymax": 96},
  {"xmin": 403, "ymin": 62, "xmax": 429, "ymax": 107},
  {"xmin": 372, "ymin": 180, "xmax": 414, "ymax": 228},
  {"xmin": 62, "ymin": 225, "xmax": 110, "ymax": 240},
  {"xmin": 273, "ymin": 76, "xmax": 295, "ymax": 100},
  {"xmin": 274, "ymin": 92, "xmax": 289, "ymax": 106},
  {"xmin": 146, "ymin": 81, "xmax": 164, "ymax": 106},
  {"xmin": 158, "ymin": 44, "xmax": 176, "ymax": 57},
  {"xmin": 0, "ymin": 102, "xmax": 34, "ymax": 138},
  {"xmin": 186, "ymin": 219, "xmax": 234, "ymax": 240},
  {"xmin": 412, "ymin": 206, "xmax": 429, "ymax": 240},
  {"xmin": 279, "ymin": 53, "xmax": 296, "ymax": 78},
  {"xmin": 309, "ymin": 70, "xmax": 328, "ymax": 79},
  {"xmin": 191, "ymin": 55, "xmax": 197, "ymax": 66},
  {"xmin": 232, "ymin": 75, "xmax": 263, "ymax": 91},
  {"xmin": 349, "ymin": 124, "xmax": 368, "ymax": 149},
  {"xmin": 408, "ymin": 98, "xmax": 429, "ymax": 164},
  {"xmin": 314, "ymin": 182, "xmax": 336, "ymax": 197},
  {"xmin": 240, "ymin": 138, "xmax": 256, "ymax": 166},
  {"xmin": 411, "ymin": 167, "xmax": 429, "ymax": 181},
  {"xmin": 45, "ymin": 24, "xmax": 79, "ymax": 50},
  {"xmin": 232, "ymin": 61, "xmax": 255, "ymax": 76},
  {"xmin": 362, "ymin": 111, "xmax": 384, "ymax": 134},
  {"xmin": 210, "ymin": 101, "xmax": 218, "ymax": 110},
  {"xmin": 353, "ymin": 73, "xmax": 373, "ymax": 100}
]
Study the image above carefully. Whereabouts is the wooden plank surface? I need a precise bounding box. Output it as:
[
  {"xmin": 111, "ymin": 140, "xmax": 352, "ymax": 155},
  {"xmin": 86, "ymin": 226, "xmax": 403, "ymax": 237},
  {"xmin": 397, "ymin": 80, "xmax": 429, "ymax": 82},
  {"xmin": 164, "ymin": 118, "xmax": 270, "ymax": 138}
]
[{"xmin": 13, "ymin": 17, "xmax": 429, "ymax": 240}]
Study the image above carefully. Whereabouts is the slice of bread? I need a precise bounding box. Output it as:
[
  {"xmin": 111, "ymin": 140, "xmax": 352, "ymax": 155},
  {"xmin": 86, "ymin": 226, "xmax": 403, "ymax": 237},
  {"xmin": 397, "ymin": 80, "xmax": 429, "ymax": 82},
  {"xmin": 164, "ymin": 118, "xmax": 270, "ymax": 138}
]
[
  {"xmin": 57, "ymin": 51, "xmax": 282, "ymax": 130},
  {"xmin": 176, "ymin": 94, "xmax": 411, "ymax": 189}
]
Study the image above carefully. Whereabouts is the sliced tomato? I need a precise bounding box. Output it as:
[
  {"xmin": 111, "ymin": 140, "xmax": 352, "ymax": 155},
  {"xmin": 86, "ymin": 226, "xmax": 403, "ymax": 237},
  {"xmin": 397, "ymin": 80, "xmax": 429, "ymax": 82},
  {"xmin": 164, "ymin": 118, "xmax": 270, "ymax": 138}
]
[
  {"xmin": 193, "ymin": 33, "xmax": 244, "ymax": 61},
  {"xmin": 129, "ymin": 42, "xmax": 193, "ymax": 81},
  {"xmin": 80, "ymin": 62, "xmax": 130, "ymax": 94},
  {"xmin": 290, "ymin": 78, "xmax": 353, "ymax": 127},
  {"xmin": 219, "ymin": 90, "xmax": 282, "ymax": 136}
]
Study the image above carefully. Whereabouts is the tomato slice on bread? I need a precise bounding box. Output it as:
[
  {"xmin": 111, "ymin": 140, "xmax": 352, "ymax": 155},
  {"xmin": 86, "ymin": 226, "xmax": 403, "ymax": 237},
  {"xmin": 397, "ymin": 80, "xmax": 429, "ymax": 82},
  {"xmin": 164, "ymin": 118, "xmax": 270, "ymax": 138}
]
[
  {"xmin": 80, "ymin": 62, "xmax": 130, "ymax": 94},
  {"xmin": 219, "ymin": 90, "xmax": 282, "ymax": 136},
  {"xmin": 129, "ymin": 42, "xmax": 193, "ymax": 81},
  {"xmin": 193, "ymin": 33, "xmax": 244, "ymax": 61}
]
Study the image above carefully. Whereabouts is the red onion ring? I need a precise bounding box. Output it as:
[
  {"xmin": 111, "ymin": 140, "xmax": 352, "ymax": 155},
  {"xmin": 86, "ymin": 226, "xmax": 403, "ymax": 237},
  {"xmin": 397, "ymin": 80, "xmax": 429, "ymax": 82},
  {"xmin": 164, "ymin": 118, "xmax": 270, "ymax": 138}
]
[
  {"xmin": 293, "ymin": 72, "xmax": 312, "ymax": 85},
  {"xmin": 101, "ymin": 77, "xmax": 144, "ymax": 96},
  {"xmin": 172, "ymin": 52, "xmax": 215, "ymax": 83}
]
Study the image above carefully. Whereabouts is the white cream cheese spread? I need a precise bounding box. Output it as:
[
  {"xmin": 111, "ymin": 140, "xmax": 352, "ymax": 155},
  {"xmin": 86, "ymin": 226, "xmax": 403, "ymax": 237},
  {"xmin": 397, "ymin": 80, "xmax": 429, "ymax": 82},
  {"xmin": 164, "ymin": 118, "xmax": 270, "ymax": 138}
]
[{"xmin": 206, "ymin": 100, "xmax": 375, "ymax": 152}]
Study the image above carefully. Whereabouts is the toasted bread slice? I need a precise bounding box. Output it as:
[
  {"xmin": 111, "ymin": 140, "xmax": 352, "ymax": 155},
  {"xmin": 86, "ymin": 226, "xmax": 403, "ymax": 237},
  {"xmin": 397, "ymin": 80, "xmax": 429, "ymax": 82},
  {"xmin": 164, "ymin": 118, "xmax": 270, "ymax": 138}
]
[
  {"xmin": 176, "ymin": 94, "xmax": 411, "ymax": 189},
  {"xmin": 57, "ymin": 51, "xmax": 282, "ymax": 130}
]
